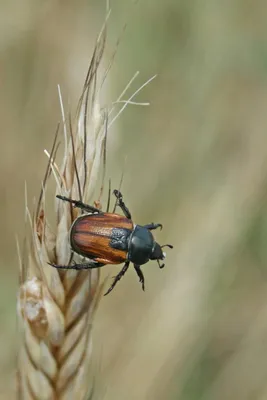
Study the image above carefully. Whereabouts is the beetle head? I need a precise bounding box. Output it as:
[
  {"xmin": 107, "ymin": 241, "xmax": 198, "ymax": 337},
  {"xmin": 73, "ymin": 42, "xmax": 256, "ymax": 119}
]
[{"xmin": 150, "ymin": 242, "xmax": 173, "ymax": 268}]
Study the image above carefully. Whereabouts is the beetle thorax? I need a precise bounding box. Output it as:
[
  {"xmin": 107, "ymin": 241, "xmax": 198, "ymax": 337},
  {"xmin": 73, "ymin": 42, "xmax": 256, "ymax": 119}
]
[{"xmin": 127, "ymin": 225, "xmax": 155, "ymax": 265}]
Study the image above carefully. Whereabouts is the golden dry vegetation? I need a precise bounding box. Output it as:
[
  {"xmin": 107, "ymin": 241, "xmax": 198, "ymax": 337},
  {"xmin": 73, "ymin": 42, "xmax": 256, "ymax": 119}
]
[{"xmin": 2, "ymin": 0, "xmax": 267, "ymax": 399}]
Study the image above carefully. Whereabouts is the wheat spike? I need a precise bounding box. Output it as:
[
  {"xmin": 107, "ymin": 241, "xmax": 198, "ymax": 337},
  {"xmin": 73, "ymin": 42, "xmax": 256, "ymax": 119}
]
[
  {"xmin": 17, "ymin": 23, "xmax": 107, "ymax": 400},
  {"xmin": 16, "ymin": 6, "xmax": 157, "ymax": 395}
]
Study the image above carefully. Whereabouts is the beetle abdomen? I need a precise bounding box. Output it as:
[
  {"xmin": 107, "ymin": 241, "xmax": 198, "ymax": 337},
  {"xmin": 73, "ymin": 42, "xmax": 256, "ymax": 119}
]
[{"xmin": 70, "ymin": 212, "xmax": 133, "ymax": 264}]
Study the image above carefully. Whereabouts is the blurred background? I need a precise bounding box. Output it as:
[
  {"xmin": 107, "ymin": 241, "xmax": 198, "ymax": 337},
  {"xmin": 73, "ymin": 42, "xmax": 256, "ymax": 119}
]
[{"xmin": 2, "ymin": 0, "xmax": 267, "ymax": 398}]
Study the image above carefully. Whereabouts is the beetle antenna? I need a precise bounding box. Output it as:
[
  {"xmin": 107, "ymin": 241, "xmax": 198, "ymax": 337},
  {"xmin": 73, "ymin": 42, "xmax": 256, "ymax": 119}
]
[{"xmin": 161, "ymin": 244, "xmax": 173, "ymax": 249}]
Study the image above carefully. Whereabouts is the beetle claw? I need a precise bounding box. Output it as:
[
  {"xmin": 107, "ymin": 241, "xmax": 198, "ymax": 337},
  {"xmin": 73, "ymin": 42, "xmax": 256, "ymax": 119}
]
[
  {"xmin": 140, "ymin": 279, "xmax": 145, "ymax": 291},
  {"xmin": 134, "ymin": 264, "xmax": 145, "ymax": 292},
  {"xmin": 113, "ymin": 189, "xmax": 122, "ymax": 198}
]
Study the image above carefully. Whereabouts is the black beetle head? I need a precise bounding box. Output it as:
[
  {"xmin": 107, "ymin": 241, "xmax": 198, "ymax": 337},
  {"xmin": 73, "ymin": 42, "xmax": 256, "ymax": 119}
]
[
  {"xmin": 150, "ymin": 242, "xmax": 173, "ymax": 268},
  {"xmin": 150, "ymin": 242, "xmax": 164, "ymax": 260},
  {"xmin": 128, "ymin": 225, "xmax": 173, "ymax": 266}
]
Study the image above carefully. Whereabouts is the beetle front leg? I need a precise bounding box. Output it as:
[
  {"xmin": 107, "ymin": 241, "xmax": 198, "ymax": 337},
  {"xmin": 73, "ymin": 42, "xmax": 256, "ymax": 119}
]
[
  {"xmin": 104, "ymin": 261, "xmax": 130, "ymax": 295},
  {"xmin": 113, "ymin": 190, "xmax": 132, "ymax": 219},
  {"xmin": 134, "ymin": 264, "xmax": 145, "ymax": 291},
  {"xmin": 48, "ymin": 260, "xmax": 104, "ymax": 270},
  {"xmin": 143, "ymin": 223, "xmax": 163, "ymax": 231},
  {"xmin": 56, "ymin": 195, "xmax": 102, "ymax": 214}
]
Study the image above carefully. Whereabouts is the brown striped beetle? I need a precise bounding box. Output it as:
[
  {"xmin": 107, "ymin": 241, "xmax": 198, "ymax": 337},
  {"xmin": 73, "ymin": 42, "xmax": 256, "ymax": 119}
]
[{"xmin": 49, "ymin": 190, "xmax": 173, "ymax": 295}]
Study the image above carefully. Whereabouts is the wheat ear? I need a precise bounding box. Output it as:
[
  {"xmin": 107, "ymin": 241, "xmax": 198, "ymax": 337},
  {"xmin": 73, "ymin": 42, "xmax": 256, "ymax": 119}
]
[
  {"xmin": 17, "ymin": 23, "xmax": 107, "ymax": 399},
  {"xmin": 16, "ymin": 7, "xmax": 158, "ymax": 396}
]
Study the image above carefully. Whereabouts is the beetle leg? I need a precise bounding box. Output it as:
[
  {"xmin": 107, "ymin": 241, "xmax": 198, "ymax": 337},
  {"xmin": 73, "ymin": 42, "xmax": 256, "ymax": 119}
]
[
  {"xmin": 48, "ymin": 261, "xmax": 104, "ymax": 270},
  {"xmin": 134, "ymin": 264, "xmax": 145, "ymax": 291},
  {"xmin": 56, "ymin": 195, "xmax": 102, "ymax": 214},
  {"xmin": 143, "ymin": 223, "xmax": 163, "ymax": 231},
  {"xmin": 113, "ymin": 190, "xmax": 132, "ymax": 219},
  {"xmin": 104, "ymin": 261, "xmax": 130, "ymax": 296},
  {"xmin": 157, "ymin": 259, "xmax": 165, "ymax": 269}
]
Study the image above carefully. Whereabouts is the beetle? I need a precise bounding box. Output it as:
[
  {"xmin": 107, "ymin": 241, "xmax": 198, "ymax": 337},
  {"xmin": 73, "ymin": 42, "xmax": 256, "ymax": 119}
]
[{"xmin": 49, "ymin": 190, "xmax": 173, "ymax": 295}]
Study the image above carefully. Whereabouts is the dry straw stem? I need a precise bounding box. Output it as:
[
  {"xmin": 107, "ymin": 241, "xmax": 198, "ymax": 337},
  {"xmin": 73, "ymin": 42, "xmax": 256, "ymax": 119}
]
[{"xmin": 16, "ymin": 23, "xmax": 108, "ymax": 400}]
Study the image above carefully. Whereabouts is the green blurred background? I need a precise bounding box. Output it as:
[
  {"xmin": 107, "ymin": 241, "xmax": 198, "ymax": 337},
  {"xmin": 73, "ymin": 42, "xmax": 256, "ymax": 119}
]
[{"xmin": 2, "ymin": 0, "xmax": 267, "ymax": 398}]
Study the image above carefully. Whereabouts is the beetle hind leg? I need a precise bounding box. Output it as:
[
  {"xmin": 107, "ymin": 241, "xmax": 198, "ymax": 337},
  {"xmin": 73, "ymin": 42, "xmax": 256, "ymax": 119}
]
[
  {"xmin": 134, "ymin": 264, "xmax": 145, "ymax": 291},
  {"xmin": 56, "ymin": 195, "xmax": 102, "ymax": 214},
  {"xmin": 48, "ymin": 260, "xmax": 104, "ymax": 270},
  {"xmin": 104, "ymin": 261, "xmax": 130, "ymax": 296}
]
